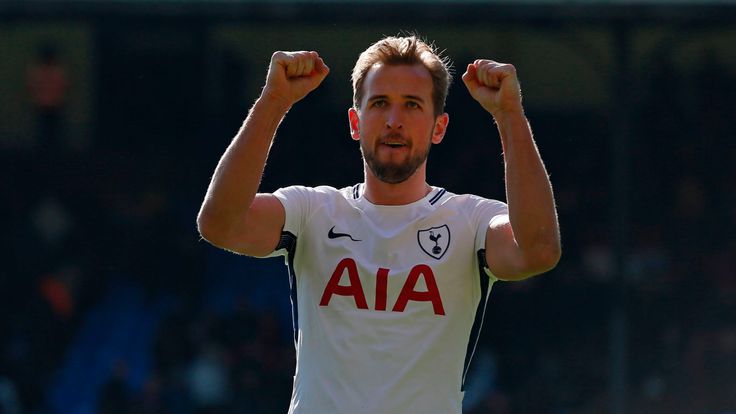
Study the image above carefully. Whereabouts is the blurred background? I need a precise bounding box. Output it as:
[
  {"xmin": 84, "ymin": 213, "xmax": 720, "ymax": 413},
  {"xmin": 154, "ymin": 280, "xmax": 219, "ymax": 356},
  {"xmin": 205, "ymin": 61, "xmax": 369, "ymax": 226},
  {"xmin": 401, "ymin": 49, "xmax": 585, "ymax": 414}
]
[{"xmin": 2, "ymin": 0, "xmax": 736, "ymax": 413}]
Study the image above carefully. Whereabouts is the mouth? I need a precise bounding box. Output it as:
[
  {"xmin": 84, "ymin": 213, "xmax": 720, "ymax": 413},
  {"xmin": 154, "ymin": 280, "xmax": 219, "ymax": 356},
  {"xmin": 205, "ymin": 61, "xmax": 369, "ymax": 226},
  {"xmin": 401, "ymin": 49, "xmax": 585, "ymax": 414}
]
[
  {"xmin": 379, "ymin": 133, "xmax": 409, "ymax": 149},
  {"xmin": 383, "ymin": 142, "xmax": 406, "ymax": 148}
]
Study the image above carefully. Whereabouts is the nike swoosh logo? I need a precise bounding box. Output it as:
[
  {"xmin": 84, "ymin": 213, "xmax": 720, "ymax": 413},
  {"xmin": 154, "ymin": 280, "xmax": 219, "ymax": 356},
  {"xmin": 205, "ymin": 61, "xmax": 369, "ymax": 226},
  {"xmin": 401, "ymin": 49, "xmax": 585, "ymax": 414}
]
[{"xmin": 328, "ymin": 226, "xmax": 361, "ymax": 241}]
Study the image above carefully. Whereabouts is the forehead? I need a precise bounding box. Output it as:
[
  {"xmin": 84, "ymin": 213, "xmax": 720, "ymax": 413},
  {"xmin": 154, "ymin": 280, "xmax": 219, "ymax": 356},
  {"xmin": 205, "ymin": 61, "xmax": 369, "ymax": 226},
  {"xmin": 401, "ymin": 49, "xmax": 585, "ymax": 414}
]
[{"xmin": 363, "ymin": 63, "xmax": 433, "ymax": 99}]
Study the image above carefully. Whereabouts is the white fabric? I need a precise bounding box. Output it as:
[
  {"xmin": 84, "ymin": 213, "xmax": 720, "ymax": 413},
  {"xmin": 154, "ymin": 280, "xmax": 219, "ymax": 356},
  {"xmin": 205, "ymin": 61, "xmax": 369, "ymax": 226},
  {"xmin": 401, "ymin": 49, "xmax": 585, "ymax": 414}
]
[{"xmin": 267, "ymin": 184, "xmax": 508, "ymax": 414}]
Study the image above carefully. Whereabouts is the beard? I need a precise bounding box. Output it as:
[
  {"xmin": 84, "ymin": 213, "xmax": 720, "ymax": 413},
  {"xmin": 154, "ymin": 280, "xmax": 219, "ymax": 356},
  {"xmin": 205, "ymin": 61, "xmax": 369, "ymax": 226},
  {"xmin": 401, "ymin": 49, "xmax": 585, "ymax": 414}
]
[{"xmin": 360, "ymin": 131, "xmax": 433, "ymax": 184}]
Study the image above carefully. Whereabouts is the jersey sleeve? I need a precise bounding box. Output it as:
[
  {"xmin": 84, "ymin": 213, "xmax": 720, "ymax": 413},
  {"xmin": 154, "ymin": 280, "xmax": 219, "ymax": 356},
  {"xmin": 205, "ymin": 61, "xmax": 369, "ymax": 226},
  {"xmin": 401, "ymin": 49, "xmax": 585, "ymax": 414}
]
[
  {"xmin": 265, "ymin": 185, "xmax": 314, "ymax": 257},
  {"xmin": 468, "ymin": 196, "xmax": 509, "ymax": 259}
]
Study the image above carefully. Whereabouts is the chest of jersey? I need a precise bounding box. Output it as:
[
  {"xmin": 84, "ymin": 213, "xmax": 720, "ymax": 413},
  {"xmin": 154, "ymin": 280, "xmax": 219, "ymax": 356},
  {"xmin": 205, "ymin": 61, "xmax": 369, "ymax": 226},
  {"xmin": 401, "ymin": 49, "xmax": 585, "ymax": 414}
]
[{"xmin": 294, "ymin": 201, "xmax": 479, "ymax": 318}]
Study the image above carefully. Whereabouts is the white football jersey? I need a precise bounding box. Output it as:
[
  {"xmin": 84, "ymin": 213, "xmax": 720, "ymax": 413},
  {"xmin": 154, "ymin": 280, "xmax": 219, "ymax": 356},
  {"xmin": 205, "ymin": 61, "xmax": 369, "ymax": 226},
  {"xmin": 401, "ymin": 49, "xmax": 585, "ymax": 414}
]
[{"xmin": 266, "ymin": 184, "xmax": 508, "ymax": 414}]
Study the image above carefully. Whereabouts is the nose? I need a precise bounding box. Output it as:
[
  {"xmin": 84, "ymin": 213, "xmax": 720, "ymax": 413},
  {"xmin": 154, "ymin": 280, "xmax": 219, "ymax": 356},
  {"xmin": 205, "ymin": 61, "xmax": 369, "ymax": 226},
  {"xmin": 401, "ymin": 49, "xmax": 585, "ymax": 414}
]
[{"xmin": 385, "ymin": 106, "xmax": 403, "ymax": 129}]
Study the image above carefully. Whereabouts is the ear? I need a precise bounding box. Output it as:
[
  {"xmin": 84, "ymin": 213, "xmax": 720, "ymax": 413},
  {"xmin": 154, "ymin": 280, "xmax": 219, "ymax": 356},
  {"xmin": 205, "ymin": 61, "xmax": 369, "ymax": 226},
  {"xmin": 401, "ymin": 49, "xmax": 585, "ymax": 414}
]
[
  {"xmin": 348, "ymin": 108, "xmax": 360, "ymax": 141},
  {"xmin": 431, "ymin": 113, "xmax": 449, "ymax": 144}
]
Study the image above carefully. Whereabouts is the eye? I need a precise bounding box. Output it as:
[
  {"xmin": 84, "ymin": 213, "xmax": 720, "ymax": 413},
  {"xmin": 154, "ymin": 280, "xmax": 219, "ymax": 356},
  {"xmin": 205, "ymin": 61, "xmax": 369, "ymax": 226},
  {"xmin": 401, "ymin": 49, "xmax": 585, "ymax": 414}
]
[
  {"xmin": 406, "ymin": 101, "xmax": 421, "ymax": 109},
  {"xmin": 372, "ymin": 100, "xmax": 387, "ymax": 108}
]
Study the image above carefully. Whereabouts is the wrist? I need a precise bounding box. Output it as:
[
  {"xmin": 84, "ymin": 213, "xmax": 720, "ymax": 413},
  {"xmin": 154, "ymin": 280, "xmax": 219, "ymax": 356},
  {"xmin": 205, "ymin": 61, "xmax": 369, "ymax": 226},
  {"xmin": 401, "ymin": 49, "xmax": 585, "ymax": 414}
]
[
  {"xmin": 258, "ymin": 89, "xmax": 293, "ymax": 114},
  {"xmin": 492, "ymin": 106, "xmax": 526, "ymax": 126}
]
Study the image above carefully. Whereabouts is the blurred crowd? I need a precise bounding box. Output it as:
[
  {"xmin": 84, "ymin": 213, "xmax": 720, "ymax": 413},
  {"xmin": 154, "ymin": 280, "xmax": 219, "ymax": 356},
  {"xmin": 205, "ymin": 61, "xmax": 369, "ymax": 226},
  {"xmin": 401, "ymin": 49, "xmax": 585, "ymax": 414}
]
[{"xmin": 1, "ymin": 40, "xmax": 735, "ymax": 414}]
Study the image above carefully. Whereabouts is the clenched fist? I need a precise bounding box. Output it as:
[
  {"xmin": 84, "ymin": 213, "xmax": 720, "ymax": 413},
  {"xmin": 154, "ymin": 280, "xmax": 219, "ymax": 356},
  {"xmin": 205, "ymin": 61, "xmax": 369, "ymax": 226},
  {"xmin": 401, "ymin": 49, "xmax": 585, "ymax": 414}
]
[
  {"xmin": 261, "ymin": 51, "xmax": 330, "ymax": 109},
  {"xmin": 462, "ymin": 60, "xmax": 523, "ymax": 118}
]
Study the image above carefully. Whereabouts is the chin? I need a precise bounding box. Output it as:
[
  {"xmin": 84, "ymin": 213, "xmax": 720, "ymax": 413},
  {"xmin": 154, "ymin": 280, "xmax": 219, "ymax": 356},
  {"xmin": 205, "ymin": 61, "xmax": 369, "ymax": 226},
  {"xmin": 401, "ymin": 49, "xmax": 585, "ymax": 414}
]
[{"xmin": 372, "ymin": 164, "xmax": 419, "ymax": 184}]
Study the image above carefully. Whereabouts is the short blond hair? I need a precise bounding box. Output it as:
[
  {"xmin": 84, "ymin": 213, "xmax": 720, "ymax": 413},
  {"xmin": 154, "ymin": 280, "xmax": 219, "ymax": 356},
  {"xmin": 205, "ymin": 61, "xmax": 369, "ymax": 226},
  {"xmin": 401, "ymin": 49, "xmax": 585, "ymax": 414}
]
[{"xmin": 351, "ymin": 35, "xmax": 452, "ymax": 117}]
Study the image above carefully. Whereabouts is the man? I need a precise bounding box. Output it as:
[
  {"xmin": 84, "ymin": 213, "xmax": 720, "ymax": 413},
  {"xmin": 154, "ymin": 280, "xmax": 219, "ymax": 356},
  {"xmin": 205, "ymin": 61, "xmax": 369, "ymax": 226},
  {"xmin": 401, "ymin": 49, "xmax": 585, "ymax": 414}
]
[
  {"xmin": 27, "ymin": 43, "xmax": 68, "ymax": 149},
  {"xmin": 198, "ymin": 35, "xmax": 560, "ymax": 413}
]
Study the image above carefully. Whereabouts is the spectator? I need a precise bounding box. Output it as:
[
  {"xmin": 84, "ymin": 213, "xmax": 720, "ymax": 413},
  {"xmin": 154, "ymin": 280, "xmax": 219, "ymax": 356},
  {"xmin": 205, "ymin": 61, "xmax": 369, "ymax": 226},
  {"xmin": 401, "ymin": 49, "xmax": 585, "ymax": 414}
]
[{"xmin": 26, "ymin": 43, "xmax": 68, "ymax": 150}]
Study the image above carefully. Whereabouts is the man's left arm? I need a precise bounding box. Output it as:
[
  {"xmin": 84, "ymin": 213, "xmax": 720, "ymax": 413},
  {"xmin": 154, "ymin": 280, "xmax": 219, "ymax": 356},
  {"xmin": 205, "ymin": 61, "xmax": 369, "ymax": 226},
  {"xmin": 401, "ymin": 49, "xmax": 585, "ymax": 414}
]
[{"xmin": 462, "ymin": 60, "xmax": 561, "ymax": 281}]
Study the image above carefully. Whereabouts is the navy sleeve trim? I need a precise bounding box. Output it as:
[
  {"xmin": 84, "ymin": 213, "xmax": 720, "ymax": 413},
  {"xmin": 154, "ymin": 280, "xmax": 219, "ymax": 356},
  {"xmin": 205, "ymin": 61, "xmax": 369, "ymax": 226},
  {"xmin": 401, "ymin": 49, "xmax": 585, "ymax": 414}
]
[
  {"xmin": 461, "ymin": 248, "xmax": 492, "ymax": 391},
  {"xmin": 278, "ymin": 231, "xmax": 300, "ymax": 348}
]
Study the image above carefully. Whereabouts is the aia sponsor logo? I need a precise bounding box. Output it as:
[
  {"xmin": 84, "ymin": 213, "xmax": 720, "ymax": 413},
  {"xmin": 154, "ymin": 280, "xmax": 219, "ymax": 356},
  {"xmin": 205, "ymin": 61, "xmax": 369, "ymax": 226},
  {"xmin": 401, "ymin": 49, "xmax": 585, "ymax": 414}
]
[{"xmin": 319, "ymin": 258, "xmax": 445, "ymax": 316}]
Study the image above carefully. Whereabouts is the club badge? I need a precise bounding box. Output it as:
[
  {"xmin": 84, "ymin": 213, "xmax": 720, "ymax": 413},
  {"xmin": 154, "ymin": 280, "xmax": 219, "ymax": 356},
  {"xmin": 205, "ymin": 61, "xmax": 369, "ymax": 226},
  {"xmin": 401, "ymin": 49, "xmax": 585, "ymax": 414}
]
[{"xmin": 417, "ymin": 225, "xmax": 451, "ymax": 260}]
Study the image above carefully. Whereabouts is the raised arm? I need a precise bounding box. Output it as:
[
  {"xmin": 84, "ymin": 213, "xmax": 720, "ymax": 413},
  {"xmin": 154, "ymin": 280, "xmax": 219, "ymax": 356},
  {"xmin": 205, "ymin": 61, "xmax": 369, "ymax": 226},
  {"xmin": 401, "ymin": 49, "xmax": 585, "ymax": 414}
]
[
  {"xmin": 197, "ymin": 51, "xmax": 329, "ymax": 256},
  {"xmin": 462, "ymin": 60, "xmax": 561, "ymax": 280}
]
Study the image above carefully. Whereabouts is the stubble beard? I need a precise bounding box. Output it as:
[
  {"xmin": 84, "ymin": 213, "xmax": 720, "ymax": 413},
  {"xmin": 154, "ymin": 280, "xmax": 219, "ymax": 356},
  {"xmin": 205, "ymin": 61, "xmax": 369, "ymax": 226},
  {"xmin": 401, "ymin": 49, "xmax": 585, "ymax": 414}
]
[{"xmin": 360, "ymin": 130, "xmax": 433, "ymax": 184}]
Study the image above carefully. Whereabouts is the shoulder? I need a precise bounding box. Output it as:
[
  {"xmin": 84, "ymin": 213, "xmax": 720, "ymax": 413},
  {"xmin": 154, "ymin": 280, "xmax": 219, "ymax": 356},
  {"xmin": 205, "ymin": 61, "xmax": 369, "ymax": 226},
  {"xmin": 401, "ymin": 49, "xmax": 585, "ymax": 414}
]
[
  {"xmin": 439, "ymin": 193, "xmax": 508, "ymax": 232},
  {"xmin": 441, "ymin": 192, "xmax": 507, "ymax": 211},
  {"xmin": 273, "ymin": 184, "xmax": 358, "ymax": 208},
  {"xmin": 274, "ymin": 184, "xmax": 344, "ymax": 197}
]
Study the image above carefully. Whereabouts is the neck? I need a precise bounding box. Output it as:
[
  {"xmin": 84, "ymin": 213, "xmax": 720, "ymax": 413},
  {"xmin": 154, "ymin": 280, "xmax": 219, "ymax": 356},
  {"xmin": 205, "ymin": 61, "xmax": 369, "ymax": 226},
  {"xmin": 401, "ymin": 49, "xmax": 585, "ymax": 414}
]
[{"xmin": 362, "ymin": 163, "xmax": 432, "ymax": 205}]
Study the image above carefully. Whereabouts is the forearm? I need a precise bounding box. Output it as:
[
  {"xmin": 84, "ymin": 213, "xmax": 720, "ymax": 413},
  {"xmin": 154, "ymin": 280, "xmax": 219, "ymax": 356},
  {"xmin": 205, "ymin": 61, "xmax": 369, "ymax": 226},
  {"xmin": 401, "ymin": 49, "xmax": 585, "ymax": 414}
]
[
  {"xmin": 198, "ymin": 95, "xmax": 290, "ymax": 229},
  {"xmin": 496, "ymin": 111, "xmax": 560, "ymax": 254}
]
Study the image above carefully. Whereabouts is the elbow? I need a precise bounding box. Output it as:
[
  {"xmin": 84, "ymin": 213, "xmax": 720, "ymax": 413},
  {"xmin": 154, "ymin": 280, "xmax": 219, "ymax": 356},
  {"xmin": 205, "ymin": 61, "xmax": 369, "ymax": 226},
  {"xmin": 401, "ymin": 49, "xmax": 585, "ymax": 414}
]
[
  {"xmin": 197, "ymin": 206, "xmax": 254, "ymax": 255},
  {"xmin": 196, "ymin": 210, "xmax": 215, "ymax": 243},
  {"xmin": 535, "ymin": 241, "xmax": 561, "ymax": 273},
  {"xmin": 497, "ymin": 241, "xmax": 561, "ymax": 282},
  {"xmin": 530, "ymin": 236, "xmax": 562, "ymax": 275},
  {"xmin": 197, "ymin": 207, "xmax": 228, "ymax": 246},
  {"xmin": 516, "ymin": 239, "xmax": 560, "ymax": 280}
]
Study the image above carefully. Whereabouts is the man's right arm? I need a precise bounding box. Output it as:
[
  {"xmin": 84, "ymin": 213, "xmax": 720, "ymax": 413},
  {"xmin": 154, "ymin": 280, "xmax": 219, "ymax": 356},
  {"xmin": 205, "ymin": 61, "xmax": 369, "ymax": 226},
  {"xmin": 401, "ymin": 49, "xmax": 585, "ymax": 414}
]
[{"xmin": 197, "ymin": 51, "xmax": 329, "ymax": 256}]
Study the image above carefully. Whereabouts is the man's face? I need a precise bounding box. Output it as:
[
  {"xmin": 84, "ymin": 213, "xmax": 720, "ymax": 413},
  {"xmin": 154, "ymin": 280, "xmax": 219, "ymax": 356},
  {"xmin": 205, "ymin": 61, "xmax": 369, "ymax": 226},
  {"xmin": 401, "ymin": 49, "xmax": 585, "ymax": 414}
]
[{"xmin": 349, "ymin": 63, "xmax": 448, "ymax": 184}]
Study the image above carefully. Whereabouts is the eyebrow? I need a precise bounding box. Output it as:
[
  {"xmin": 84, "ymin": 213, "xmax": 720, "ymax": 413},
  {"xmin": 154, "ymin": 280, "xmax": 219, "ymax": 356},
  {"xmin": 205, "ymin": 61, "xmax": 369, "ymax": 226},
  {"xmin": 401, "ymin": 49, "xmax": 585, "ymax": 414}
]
[{"xmin": 367, "ymin": 94, "xmax": 426, "ymax": 103}]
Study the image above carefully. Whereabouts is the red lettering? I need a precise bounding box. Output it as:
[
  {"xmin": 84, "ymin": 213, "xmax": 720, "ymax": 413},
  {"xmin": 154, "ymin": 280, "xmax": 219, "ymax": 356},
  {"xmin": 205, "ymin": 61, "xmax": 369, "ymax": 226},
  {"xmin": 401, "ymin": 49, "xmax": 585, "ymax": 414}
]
[
  {"xmin": 320, "ymin": 261, "xmax": 444, "ymax": 315},
  {"xmin": 319, "ymin": 258, "xmax": 368, "ymax": 309},
  {"xmin": 375, "ymin": 267, "xmax": 389, "ymax": 311},
  {"xmin": 392, "ymin": 264, "xmax": 445, "ymax": 315}
]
